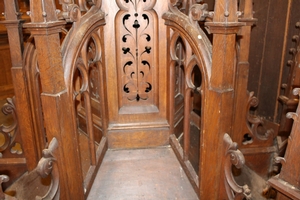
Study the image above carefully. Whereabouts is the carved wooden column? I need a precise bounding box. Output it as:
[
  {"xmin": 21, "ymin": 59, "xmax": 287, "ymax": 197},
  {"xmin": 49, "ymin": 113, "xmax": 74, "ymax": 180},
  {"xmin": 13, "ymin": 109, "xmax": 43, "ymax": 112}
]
[
  {"xmin": 230, "ymin": 0, "xmax": 277, "ymax": 178},
  {"xmin": 268, "ymin": 88, "xmax": 300, "ymax": 200},
  {"xmin": 1, "ymin": 0, "xmax": 40, "ymax": 170},
  {"xmin": 23, "ymin": 0, "xmax": 84, "ymax": 199},
  {"xmin": 200, "ymin": 0, "xmax": 244, "ymax": 198},
  {"xmin": 232, "ymin": 0, "xmax": 257, "ymax": 144}
]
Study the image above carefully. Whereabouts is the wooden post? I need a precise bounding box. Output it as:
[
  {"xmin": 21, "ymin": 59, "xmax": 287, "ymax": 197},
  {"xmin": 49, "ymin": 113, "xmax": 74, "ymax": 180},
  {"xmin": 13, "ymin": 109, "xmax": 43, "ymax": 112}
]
[
  {"xmin": 201, "ymin": 0, "xmax": 243, "ymax": 198},
  {"xmin": 23, "ymin": 0, "xmax": 85, "ymax": 199},
  {"xmin": 2, "ymin": 0, "xmax": 40, "ymax": 170},
  {"xmin": 231, "ymin": 0, "xmax": 257, "ymax": 145}
]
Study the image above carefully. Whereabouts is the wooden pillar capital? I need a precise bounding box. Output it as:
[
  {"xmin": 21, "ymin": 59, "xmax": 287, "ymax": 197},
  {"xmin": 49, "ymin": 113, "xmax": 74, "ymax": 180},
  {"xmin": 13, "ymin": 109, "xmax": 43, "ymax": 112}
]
[
  {"xmin": 23, "ymin": 20, "xmax": 66, "ymax": 94},
  {"xmin": 206, "ymin": 22, "xmax": 243, "ymax": 34},
  {"xmin": 24, "ymin": 21, "xmax": 66, "ymax": 36}
]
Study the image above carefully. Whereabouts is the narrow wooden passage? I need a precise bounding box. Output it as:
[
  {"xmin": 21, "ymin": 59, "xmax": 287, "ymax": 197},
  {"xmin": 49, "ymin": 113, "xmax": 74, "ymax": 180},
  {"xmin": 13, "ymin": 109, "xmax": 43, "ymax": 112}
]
[{"xmin": 87, "ymin": 147, "xmax": 198, "ymax": 200}]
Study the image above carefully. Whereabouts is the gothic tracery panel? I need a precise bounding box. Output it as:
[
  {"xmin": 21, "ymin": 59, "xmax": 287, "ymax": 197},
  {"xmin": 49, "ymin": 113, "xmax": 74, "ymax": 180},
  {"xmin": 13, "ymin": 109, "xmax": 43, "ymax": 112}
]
[{"xmin": 115, "ymin": 0, "xmax": 158, "ymax": 112}]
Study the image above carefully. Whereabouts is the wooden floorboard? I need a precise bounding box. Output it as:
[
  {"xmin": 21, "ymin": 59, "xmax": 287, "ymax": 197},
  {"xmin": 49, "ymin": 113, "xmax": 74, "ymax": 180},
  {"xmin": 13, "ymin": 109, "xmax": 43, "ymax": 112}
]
[{"xmin": 87, "ymin": 147, "xmax": 198, "ymax": 200}]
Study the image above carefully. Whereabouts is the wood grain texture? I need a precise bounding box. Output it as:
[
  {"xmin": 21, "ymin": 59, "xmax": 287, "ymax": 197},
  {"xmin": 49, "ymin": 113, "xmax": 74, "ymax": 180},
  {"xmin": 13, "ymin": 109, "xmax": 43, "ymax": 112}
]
[{"xmin": 87, "ymin": 147, "xmax": 198, "ymax": 200}]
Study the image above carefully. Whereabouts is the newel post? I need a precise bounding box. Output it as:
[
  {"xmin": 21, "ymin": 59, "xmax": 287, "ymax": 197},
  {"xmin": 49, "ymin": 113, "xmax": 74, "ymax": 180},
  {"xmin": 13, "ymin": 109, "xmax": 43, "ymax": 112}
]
[
  {"xmin": 199, "ymin": 0, "xmax": 243, "ymax": 198},
  {"xmin": 24, "ymin": 0, "xmax": 84, "ymax": 199},
  {"xmin": 1, "ymin": 0, "xmax": 40, "ymax": 171}
]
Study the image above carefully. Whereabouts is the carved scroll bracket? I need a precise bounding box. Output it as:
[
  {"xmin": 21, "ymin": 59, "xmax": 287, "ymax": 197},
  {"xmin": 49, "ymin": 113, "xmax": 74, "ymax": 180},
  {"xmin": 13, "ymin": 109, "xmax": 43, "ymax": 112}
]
[
  {"xmin": 36, "ymin": 137, "xmax": 60, "ymax": 200},
  {"xmin": 57, "ymin": 3, "xmax": 81, "ymax": 22},
  {"xmin": 224, "ymin": 133, "xmax": 252, "ymax": 200},
  {"xmin": 0, "ymin": 97, "xmax": 23, "ymax": 156},
  {"xmin": 243, "ymin": 91, "xmax": 274, "ymax": 143}
]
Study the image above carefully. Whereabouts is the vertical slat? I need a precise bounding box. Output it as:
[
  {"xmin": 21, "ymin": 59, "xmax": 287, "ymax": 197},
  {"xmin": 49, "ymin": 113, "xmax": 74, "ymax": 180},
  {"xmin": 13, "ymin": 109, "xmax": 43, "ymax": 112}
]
[
  {"xmin": 83, "ymin": 91, "xmax": 96, "ymax": 165},
  {"xmin": 169, "ymin": 60, "xmax": 176, "ymax": 135},
  {"xmin": 183, "ymin": 88, "xmax": 192, "ymax": 161}
]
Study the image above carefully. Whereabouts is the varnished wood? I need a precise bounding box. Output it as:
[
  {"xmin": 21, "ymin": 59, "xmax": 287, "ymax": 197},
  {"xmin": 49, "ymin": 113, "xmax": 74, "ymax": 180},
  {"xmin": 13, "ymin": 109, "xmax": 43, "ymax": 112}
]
[
  {"xmin": 88, "ymin": 147, "xmax": 198, "ymax": 200},
  {"xmin": 2, "ymin": 0, "xmax": 300, "ymax": 199}
]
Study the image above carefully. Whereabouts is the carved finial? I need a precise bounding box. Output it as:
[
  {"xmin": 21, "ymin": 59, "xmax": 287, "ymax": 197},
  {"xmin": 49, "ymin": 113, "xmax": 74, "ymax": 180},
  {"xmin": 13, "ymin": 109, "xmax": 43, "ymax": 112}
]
[
  {"xmin": 289, "ymin": 48, "xmax": 297, "ymax": 56},
  {"xmin": 286, "ymin": 112, "xmax": 298, "ymax": 121},
  {"xmin": 274, "ymin": 156, "xmax": 286, "ymax": 165},
  {"xmin": 292, "ymin": 35, "xmax": 299, "ymax": 42},
  {"xmin": 292, "ymin": 88, "xmax": 300, "ymax": 96},
  {"xmin": 189, "ymin": 3, "xmax": 213, "ymax": 22},
  {"xmin": 213, "ymin": 0, "xmax": 239, "ymax": 22}
]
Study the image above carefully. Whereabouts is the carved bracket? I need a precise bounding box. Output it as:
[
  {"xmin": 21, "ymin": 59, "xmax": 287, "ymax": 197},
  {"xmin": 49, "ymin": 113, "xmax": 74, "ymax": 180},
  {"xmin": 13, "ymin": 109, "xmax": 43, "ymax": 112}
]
[
  {"xmin": 243, "ymin": 91, "xmax": 273, "ymax": 144},
  {"xmin": 36, "ymin": 137, "xmax": 60, "ymax": 200},
  {"xmin": 224, "ymin": 133, "xmax": 252, "ymax": 200}
]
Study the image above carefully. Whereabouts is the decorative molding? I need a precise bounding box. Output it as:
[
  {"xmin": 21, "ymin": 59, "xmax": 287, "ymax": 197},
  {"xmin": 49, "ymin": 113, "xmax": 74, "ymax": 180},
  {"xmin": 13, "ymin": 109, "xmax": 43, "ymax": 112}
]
[
  {"xmin": 36, "ymin": 137, "xmax": 60, "ymax": 200},
  {"xmin": 224, "ymin": 133, "xmax": 251, "ymax": 200}
]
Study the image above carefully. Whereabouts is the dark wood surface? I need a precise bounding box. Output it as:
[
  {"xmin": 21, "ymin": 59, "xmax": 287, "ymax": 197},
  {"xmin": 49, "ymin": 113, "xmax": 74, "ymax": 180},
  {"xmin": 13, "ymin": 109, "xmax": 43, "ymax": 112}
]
[{"xmin": 248, "ymin": 0, "xmax": 300, "ymax": 121}]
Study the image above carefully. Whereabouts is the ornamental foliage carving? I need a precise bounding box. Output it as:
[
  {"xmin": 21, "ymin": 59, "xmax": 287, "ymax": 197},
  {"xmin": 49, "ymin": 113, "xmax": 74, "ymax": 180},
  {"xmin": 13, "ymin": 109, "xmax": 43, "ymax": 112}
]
[{"xmin": 116, "ymin": 0, "xmax": 158, "ymax": 106}]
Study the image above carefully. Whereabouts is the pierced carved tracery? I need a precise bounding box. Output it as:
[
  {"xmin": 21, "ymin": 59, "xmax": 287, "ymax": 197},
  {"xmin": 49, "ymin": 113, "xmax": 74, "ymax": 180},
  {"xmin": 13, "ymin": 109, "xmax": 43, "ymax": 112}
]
[
  {"xmin": 116, "ymin": 0, "xmax": 158, "ymax": 106},
  {"xmin": 0, "ymin": 98, "xmax": 23, "ymax": 157}
]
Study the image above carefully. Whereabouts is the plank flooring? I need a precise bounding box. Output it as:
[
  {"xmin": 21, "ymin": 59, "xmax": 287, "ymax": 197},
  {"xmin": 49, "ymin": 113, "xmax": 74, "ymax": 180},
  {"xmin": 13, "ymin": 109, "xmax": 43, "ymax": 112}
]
[{"xmin": 87, "ymin": 147, "xmax": 198, "ymax": 200}]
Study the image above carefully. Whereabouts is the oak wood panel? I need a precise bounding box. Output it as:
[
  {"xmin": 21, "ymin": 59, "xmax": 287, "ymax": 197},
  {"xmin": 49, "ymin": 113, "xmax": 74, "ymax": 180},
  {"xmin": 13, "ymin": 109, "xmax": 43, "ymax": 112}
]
[
  {"xmin": 0, "ymin": 30, "xmax": 14, "ymax": 100},
  {"xmin": 102, "ymin": 0, "xmax": 170, "ymax": 149}
]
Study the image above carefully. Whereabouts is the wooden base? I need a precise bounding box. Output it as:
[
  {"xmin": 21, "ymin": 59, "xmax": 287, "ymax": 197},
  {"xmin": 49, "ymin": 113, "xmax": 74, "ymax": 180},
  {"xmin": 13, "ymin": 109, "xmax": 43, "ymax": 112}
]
[
  {"xmin": 268, "ymin": 175, "xmax": 300, "ymax": 200},
  {"xmin": 169, "ymin": 134, "xmax": 199, "ymax": 198},
  {"xmin": 107, "ymin": 122, "xmax": 169, "ymax": 149}
]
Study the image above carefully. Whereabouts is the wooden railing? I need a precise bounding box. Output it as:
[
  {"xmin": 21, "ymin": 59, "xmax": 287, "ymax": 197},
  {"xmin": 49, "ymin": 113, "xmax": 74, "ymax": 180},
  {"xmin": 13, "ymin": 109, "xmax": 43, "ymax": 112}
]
[
  {"xmin": 164, "ymin": 0, "xmax": 251, "ymax": 199},
  {"xmin": 59, "ymin": 0, "xmax": 108, "ymax": 197}
]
